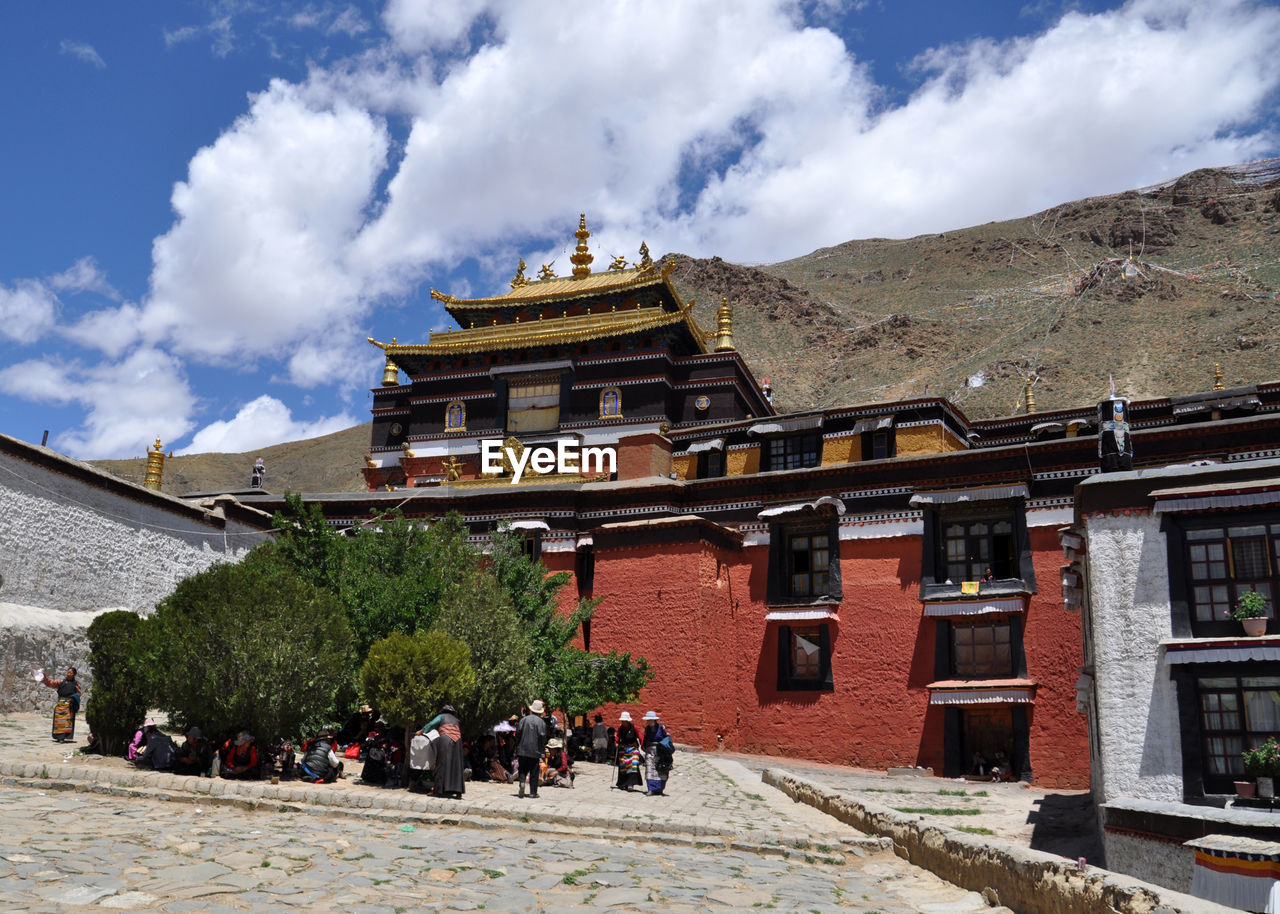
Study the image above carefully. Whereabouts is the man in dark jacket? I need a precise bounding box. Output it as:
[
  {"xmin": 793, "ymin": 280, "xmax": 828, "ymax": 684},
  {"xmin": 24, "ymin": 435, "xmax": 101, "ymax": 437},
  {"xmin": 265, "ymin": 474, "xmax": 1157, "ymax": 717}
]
[
  {"xmin": 300, "ymin": 728, "xmax": 342, "ymax": 783},
  {"xmin": 515, "ymin": 700, "xmax": 548, "ymax": 799},
  {"xmin": 172, "ymin": 727, "xmax": 213, "ymax": 776}
]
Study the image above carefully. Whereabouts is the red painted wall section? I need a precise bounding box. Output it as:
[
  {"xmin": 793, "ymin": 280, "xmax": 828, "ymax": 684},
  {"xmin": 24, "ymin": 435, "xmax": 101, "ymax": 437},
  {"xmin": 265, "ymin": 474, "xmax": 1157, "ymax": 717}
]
[{"xmin": 1022, "ymin": 525, "xmax": 1089, "ymax": 789}]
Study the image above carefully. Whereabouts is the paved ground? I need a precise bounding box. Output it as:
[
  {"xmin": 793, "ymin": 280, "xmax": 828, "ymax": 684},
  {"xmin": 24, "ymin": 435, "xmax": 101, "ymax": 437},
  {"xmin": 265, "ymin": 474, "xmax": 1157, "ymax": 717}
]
[{"xmin": 0, "ymin": 712, "xmax": 1100, "ymax": 910}]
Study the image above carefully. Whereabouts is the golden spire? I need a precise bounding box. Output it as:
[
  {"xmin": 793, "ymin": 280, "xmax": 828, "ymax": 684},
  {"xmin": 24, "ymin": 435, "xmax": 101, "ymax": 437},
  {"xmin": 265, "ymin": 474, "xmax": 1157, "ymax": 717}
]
[
  {"xmin": 570, "ymin": 213, "xmax": 594, "ymax": 278},
  {"xmin": 382, "ymin": 355, "xmax": 400, "ymax": 386},
  {"xmin": 1213, "ymin": 363, "xmax": 1224, "ymax": 391},
  {"xmin": 713, "ymin": 297, "xmax": 735, "ymax": 351},
  {"xmin": 1024, "ymin": 377, "xmax": 1036, "ymax": 414},
  {"xmin": 143, "ymin": 437, "xmax": 165, "ymax": 491},
  {"xmin": 511, "ymin": 258, "xmax": 528, "ymax": 289}
]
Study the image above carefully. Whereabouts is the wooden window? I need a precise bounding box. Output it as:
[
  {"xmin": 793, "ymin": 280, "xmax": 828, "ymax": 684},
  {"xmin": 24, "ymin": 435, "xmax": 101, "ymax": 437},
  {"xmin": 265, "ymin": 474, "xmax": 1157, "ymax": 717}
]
[
  {"xmin": 788, "ymin": 532, "xmax": 829, "ymax": 599},
  {"xmin": 776, "ymin": 624, "xmax": 833, "ymax": 691},
  {"xmin": 943, "ymin": 518, "xmax": 1015, "ymax": 583},
  {"xmin": 766, "ymin": 433, "xmax": 820, "ymax": 471},
  {"xmin": 1183, "ymin": 521, "xmax": 1278, "ymax": 632},
  {"xmin": 1197, "ymin": 674, "xmax": 1280, "ymax": 792},
  {"xmin": 952, "ymin": 620, "xmax": 1013, "ymax": 678},
  {"xmin": 697, "ymin": 449, "xmax": 724, "ymax": 479}
]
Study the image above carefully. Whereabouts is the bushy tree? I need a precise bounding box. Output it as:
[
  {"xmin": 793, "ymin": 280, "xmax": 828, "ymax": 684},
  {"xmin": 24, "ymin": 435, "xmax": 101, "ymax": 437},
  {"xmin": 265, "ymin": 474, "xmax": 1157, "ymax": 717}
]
[
  {"xmin": 434, "ymin": 569, "xmax": 532, "ymax": 739},
  {"xmin": 148, "ymin": 548, "xmax": 354, "ymax": 745},
  {"xmin": 84, "ymin": 610, "xmax": 151, "ymax": 755},
  {"xmin": 548, "ymin": 648, "xmax": 653, "ymax": 721},
  {"xmin": 360, "ymin": 630, "xmax": 476, "ymax": 734}
]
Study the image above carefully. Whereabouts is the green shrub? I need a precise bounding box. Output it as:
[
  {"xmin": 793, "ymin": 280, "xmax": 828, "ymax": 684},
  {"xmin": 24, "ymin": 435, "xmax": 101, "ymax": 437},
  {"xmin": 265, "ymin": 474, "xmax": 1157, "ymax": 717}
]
[
  {"xmin": 84, "ymin": 610, "xmax": 151, "ymax": 755},
  {"xmin": 359, "ymin": 629, "xmax": 476, "ymax": 735},
  {"xmin": 148, "ymin": 547, "xmax": 354, "ymax": 745}
]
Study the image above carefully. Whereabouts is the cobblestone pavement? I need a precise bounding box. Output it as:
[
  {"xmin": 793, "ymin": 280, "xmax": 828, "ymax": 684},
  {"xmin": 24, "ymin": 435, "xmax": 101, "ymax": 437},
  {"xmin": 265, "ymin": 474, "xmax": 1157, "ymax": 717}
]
[{"xmin": 0, "ymin": 786, "xmax": 1011, "ymax": 913}]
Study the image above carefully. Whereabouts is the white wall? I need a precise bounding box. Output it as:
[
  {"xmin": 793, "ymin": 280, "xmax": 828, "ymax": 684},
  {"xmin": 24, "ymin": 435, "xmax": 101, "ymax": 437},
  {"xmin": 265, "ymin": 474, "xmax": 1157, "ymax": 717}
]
[
  {"xmin": 0, "ymin": 440, "xmax": 268, "ymax": 710},
  {"xmin": 1084, "ymin": 511, "xmax": 1184, "ymax": 804}
]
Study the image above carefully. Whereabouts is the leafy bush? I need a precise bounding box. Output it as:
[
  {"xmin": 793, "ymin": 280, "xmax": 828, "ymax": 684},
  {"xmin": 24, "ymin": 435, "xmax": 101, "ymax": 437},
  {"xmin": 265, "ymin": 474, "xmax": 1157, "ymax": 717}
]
[
  {"xmin": 1232, "ymin": 590, "xmax": 1270, "ymax": 621},
  {"xmin": 359, "ymin": 629, "xmax": 476, "ymax": 734},
  {"xmin": 84, "ymin": 610, "xmax": 151, "ymax": 755},
  {"xmin": 148, "ymin": 547, "xmax": 354, "ymax": 746},
  {"xmin": 1243, "ymin": 736, "xmax": 1280, "ymax": 777}
]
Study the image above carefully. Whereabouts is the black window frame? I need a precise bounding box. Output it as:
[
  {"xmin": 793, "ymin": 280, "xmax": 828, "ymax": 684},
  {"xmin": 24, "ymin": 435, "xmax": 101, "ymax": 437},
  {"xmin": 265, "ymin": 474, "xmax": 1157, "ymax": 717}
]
[
  {"xmin": 920, "ymin": 500, "xmax": 1035, "ymax": 600},
  {"xmin": 1169, "ymin": 514, "xmax": 1279, "ymax": 639},
  {"xmin": 765, "ymin": 433, "xmax": 821, "ymax": 472},
  {"xmin": 697, "ymin": 448, "xmax": 725, "ymax": 479},
  {"xmin": 776, "ymin": 623, "xmax": 833, "ymax": 691},
  {"xmin": 766, "ymin": 516, "xmax": 842, "ymax": 606},
  {"xmin": 1175, "ymin": 664, "xmax": 1280, "ymax": 796}
]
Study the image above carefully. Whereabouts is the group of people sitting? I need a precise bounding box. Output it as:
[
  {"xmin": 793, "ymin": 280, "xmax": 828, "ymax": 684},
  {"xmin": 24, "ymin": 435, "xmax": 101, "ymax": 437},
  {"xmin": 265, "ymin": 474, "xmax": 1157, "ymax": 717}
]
[{"xmin": 105, "ymin": 699, "xmax": 675, "ymax": 799}]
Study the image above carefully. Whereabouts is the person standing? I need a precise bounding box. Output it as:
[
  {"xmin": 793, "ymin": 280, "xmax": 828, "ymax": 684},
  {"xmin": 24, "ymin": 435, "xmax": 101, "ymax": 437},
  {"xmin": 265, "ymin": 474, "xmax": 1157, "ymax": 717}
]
[
  {"xmin": 421, "ymin": 704, "xmax": 465, "ymax": 798},
  {"xmin": 40, "ymin": 667, "xmax": 81, "ymax": 743},
  {"xmin": 591, "ymin": 713, "xmax": 608, "ymax": 763},
  {"xmin": 515, "ymin": 700, "xmax": 548, "ymax": 799},
  {"xmin": 641, "ymin": 710, "xmax": 673, "ymax": 796},
  {"xmin": 615, "ymin": 711, "xmax": 642, "ymax": 791}
]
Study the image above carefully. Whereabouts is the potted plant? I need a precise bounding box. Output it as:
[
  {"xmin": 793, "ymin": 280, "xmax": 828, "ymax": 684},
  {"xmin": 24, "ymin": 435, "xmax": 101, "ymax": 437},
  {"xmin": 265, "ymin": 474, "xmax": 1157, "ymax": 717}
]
[
  {"xmin": 1230, "ymin": 591, "xmax": 1270, "ymax": 637},
  {"xmin": 1244, "ymin": 738, "xmax": 1280, "ymax": 799}
]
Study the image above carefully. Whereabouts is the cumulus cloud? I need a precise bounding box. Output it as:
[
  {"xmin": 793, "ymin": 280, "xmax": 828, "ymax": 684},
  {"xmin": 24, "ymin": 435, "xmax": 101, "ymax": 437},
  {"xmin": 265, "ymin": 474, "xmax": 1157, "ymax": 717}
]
[
  {"xmin": 62, "ymin": 305, "xmax": 142, "ymax": 358},
  {"xmin": 49, "ymin": 256, "xmax": 120, "ymax": 300},
  {"xmin": 181, "ymin": 394, "xmax": 357, "ymax": 454},
  {"xmin": 59, "ymin": 40, "xmax": 105, "ymax": 69},
  {"xmin": 0, "ymin": 348, "xmax": 196, "ymax": 459},
  {"xmin": 0, "ymin": 279, "xmax": 58, "ymax": 344}
]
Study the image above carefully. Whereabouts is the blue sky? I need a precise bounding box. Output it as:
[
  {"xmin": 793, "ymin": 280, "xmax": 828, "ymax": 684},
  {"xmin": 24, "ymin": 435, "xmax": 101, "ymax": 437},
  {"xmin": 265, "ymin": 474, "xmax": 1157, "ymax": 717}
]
[{"xmin": 1, "ymin": 0, "xmax": 1277, "ymax": 459}]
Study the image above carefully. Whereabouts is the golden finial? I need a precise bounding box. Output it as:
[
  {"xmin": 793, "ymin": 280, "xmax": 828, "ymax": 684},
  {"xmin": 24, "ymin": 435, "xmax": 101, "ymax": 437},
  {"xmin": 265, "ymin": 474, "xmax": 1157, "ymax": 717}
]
[
  {"xmin": 143, "ymin": 437, "xmax": 165, "ymax": 491},
  {"xmin": 1024, "ymin": 377, "xmax": 1036, "ymax": 414},
  {"xmin": 402, "ymin": 441, "xmax": 415, "ymax": 458},
  {"xmin": 608, "ymin": 254, "xmax": 628, "ymax": 271},
  {"xmin": 570, "ymin": 213, "xmax": 594, "ymax": 278},
  {"xmin": 539, "ymin": 262, "xmax": 556, "ymax": 281},
  {"xmin": 381, "ymin": 357, "xmax": 400, "ymax": 387},
  {"xmin": 637, "ymin": 242, "xmax": 653, "ymax": 271},
  {"xmin": 713, "ymin": 297, "xmax": 735, "ymax": 352},
  {"xmin": 511, "ymin": 258, "xmax": 528, "ymax": 289},
  {"xmin": 1213, "ymin": 363, "xmax": 1224, "ymax": 391},
  {"xmin": 364, "ymin": 454, "xmax": 377, "ymax": 468}
]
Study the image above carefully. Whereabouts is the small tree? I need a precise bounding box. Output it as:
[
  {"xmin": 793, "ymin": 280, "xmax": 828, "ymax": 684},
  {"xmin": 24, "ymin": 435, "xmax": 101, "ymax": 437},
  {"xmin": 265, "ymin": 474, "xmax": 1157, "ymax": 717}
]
[
  {"xmin": 84, "ymin": 610, "xmax": 151, "ymax": 755},
  {"xmin": 149, "ymin": 547, "xmax": 354, "ymax": 747},
  {"xmin": 360, "ymin": 629, "xmax": 477, "ymax": 776},
  {"xmin": 434, "ymin": 569, "xmax": 532, "ymax": 739},
  {"xmin": 549, "ymin": 648, "xmax": 652, "ymax": 720}
]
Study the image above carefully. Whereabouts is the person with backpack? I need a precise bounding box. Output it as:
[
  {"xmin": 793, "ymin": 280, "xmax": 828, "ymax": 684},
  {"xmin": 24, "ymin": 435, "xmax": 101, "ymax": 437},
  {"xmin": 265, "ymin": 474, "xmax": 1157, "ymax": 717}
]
[{"xmin": 641, "ymin": 710, "xmax": 673, "ymax": 796}]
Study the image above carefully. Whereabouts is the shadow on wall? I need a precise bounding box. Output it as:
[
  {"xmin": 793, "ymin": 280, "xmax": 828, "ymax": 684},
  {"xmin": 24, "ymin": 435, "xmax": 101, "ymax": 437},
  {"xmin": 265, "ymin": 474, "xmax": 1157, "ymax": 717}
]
[{"xmin": 1028, "ymin": 793, "xmax": 1105, "ymax": 867}]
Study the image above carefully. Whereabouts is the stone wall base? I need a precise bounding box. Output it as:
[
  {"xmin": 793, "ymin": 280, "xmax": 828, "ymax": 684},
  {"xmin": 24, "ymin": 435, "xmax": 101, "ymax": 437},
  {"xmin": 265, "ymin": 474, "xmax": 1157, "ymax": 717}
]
[{"xmin": 0, "ymin": 605, "xmax": 109, "ymax": 712}]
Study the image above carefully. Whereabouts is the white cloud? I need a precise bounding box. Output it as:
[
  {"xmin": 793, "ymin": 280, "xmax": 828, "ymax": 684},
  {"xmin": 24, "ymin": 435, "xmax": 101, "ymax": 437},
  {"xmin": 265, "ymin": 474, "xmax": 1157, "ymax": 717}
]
[
  {"xmin": 0, "ymin": 348, "xmax": 196, "ymax": 459},
  {"xmin": 0, "ymin": 279, "xmax": 58, "ymax": 344},
  {"xmin": 59, "ymin": 40, "xmax": 106, "ymax": 69},
  {"xmin": 142, "ymin": 79, "xmax": 388, "ymax": 362},
  {"xmin": 382, "ymin": 0, "xmax": 493, "ymax": 52},
  {"xmin": 181, "ymin": 394, "xmax": 357, "ymax": 454},
  {"xmin": 49, "ymin": 256, "xmax": 120, "ymax": 300},
  {"xmin": 62, "ymin": 304, "xmax": 142, "ymax": 358}
]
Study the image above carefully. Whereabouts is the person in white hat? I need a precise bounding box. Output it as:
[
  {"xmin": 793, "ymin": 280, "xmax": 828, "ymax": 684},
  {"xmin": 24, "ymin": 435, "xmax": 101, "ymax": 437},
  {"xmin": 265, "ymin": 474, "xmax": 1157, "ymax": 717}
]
[
  {"xmin": 615, "ymin": 711, "xmax": 642, "ymax": 791},
  {"xmin": 641, "ymin": 711, "xmax": 673, "ymax": 795}
]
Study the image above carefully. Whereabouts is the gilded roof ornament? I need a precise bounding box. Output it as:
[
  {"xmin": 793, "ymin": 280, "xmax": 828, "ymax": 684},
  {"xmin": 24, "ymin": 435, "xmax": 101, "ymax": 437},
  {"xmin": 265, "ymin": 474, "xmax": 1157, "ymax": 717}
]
[
  {"xmin": 637, "ymin": 242, "xmax": 653, "ymax": 271},
  {"xmin": 511, "ymin": 258, "xmax": 528, "ymax": 289},
  {"xmin": 570, "ymin": 213, "xmax": 594, "ymax": 278},
  {"xmin": 539, "ymin": 261, "xmax": 557, "ymax": 281},
  {"xmin": 143, "ymin": 437, "xmax": 165, "ymax": 491},
  {"xmin": 713, "ymin": 297, "xmax": 735, "ymax": 352},
  {"xmin": 608, "ymin": 254, "xmax": 628, "ymax": 271}
]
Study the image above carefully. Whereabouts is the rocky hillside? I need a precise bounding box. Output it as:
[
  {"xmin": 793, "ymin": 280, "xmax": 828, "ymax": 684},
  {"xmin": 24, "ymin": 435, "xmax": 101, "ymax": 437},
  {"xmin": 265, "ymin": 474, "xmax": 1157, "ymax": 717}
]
[{"xmin": 96, "ymin": 160, "xmax": 1280, "ymax": 494}]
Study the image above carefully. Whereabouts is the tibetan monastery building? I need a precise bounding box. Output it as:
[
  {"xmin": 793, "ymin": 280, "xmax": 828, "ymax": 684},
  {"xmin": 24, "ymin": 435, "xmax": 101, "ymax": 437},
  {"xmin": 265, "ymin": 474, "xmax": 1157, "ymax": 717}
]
[{"xmin": 245, "ymin": 217, "xmax": 1280, "ymax": 790}]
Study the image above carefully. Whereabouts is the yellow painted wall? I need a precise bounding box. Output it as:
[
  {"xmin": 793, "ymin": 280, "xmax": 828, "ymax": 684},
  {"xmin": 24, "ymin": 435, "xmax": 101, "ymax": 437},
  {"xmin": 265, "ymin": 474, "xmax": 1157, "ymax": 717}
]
[
  {"xmin": 727, "ymin": 446, "xmax": 760, "ymax": 476},
  {"xmin": 672, "ymin": 454, "xmax": 694, "ymax": 481},
  {"xmin": 821, "ymin": 436, "xmax": 858, "ymax": 466},
  {"xmin": 895, "ymin": 425, "xmax": 945, "ymax": 457}
]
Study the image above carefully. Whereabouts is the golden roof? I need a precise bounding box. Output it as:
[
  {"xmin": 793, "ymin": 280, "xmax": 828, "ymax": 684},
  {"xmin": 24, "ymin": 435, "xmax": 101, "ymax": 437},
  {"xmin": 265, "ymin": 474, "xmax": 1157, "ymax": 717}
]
[
  {"xmin": 371, "ymin": 303, "xmax": 710, "ymax": 357},
  {"xmin": 431, "ymin": 261, "xmax": 673, "ymax": 309}
]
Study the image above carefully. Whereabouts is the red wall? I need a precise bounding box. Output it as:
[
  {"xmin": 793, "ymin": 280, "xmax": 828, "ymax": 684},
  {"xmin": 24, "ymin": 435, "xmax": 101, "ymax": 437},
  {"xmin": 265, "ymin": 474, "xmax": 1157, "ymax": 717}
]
[{"xmin": 571, "ymin": 527, "xmax": 1088, "ymax": 790}]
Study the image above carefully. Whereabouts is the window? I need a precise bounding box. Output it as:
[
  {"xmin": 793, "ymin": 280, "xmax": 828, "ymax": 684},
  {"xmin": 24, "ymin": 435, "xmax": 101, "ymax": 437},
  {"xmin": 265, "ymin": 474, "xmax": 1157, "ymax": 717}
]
[
  {"xmin": 1197, "ymin": 674, "xmax": 1280, "ymax": 790},
  {"xmin": 776, "ymin": 624, "xmax": 833, "ymax": 691},
  {"xmin": 697, "ymin": 449, "xmax": 724, "ymax": 479},
  {"xmin": 506, "ymin": 373, "xmax": 561, "ymax": 433},
  {"xmin": 871, "ymin": 431, "xmax": 890, "ymax": 460},
  {"xmin": 788, "ymin": 532, "xmax": 830, "ymax": 599},
  {"xmin": 1183, "ymin": 521, "xmax": 1279, "ymax": 628},
  {"xmin": 952, "ymin": 621, "xmax": 1013, "ymax": 678},
  {"xmin": 943, "ymin": 518, "xmax": 1015, "ymax": 582},
  {"xmin": 766, "ymin": 433, "xmax": 820, "ymax": 471}
]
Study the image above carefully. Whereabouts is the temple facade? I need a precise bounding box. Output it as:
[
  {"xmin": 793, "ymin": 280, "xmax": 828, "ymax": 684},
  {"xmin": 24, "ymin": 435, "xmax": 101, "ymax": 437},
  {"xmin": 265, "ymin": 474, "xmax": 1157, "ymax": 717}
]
[{"xmin": 241, "ymin": 218, "xmax": 1280, "ymax": 791}]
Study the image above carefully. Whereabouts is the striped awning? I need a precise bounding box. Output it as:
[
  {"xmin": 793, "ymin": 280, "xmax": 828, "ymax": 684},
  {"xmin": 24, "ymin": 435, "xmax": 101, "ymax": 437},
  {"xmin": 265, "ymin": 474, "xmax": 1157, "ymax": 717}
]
[
  {"xmin": 684, "ymin": 438, "xmax": 725, "ymax": 454},
  {"xmin": 851, "ymin": 416, "xmax": 893, "ymax": 435},
  {"xmin": 748, "ymin": 415, "xmax": 823, "ymax": 436},
  {"xmin": 1164, "ymin": 641, "xmax": 1280, "ymax": 664},
  {"xmin": 1171, "ymin": 395, "xmax": 1260, "ymax": 416},
  {"xmin": 927, "ymin": 684, "xmax": 1037, "ymax": 705},
  {"xmin": 765, "ymin": 607, "xmax": 840, "ymax": 621},
  {"xmin": 909, "ymin": 484, "xmax": 1029, "ymax": 507},
  {"xmin": 923, "ymin": 597, "xmax": 1024, "ymax": 617},
  {"xmin": 1152, "ymin": 479, "xmax": 1280, "ymax": 514},
  {"xmin": 506, "ymin": 520, "xmax": 549, "ymax": 531},
  {"xmin": 758, "ymin": 495, "xmax": 846, "ymax": 521}
]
